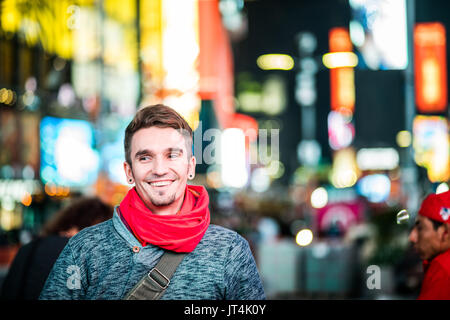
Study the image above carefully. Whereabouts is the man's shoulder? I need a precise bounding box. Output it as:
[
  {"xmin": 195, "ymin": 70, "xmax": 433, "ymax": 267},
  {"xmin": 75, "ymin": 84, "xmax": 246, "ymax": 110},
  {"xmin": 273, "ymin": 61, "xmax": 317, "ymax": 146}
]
[
  {"xmin": 205, "ymin": 224, "xmax": 240, "ymax": 239},
  {"xmin": 187, "ymin": 225, "xmax": 253, "ymax": 272},
  {"xmin": 433, "ymin": 249, "xmax": 450, "ymax": 275},
  {"xmin": 67, "ymin": 219, "xmax": 115, "ymax": 251},
  {"xmin": 201, "ymin": 224, "xmax": 249, "ymax": 249}
]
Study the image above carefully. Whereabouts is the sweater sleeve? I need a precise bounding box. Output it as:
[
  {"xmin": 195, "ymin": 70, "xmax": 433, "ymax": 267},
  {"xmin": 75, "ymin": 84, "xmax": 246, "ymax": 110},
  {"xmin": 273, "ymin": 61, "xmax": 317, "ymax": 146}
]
[
  {"xmin": 223, "ymin": 233, "xmax": 266, "ymax": 300},
  {"xmin": 39, "ymin": 241, "xmax": 86, "ymax": 300}
]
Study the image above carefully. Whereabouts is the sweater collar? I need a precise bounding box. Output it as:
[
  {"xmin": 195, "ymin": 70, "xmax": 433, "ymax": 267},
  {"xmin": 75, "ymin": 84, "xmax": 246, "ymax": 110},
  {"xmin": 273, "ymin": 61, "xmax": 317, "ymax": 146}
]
[{"xmin": 112, "ymin": 207, "xmax": 142, "ymax": 248}]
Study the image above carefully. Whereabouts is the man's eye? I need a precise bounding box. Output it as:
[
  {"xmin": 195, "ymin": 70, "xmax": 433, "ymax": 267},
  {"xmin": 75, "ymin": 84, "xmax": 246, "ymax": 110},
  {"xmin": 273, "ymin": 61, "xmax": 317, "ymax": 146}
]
[
  {"xmin": 169, "ymin": 153, "xmax": 179, "ymax": 159},
  {"xmin": 139, "ymin": 156, "xmax": 151, "ymax": 161}
]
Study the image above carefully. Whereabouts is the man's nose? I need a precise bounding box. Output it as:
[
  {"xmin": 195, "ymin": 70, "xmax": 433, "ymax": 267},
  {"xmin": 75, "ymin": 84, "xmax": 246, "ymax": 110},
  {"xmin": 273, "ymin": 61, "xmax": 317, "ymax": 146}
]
[
  {"xmin": 409, "ymin": 228, "xmax": 417, "ymax": 244},
  {"xmin": 152, "ymin": 157, "xmax": 169, "ymax": 175}
]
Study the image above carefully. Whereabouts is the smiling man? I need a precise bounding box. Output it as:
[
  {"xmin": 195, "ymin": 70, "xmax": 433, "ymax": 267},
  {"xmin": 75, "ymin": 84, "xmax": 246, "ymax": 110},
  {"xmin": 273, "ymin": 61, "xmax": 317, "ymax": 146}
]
[
  {"xmin": 409, "ymin": 190, "xmax": 450, "ymax": 300},
  {"xmin": 124, "ymin": 125, "xmax": 195, "ymax": 215},
  {"xmin": 39, "ymin": 104, "xmax": 265, "ymax": 300}
]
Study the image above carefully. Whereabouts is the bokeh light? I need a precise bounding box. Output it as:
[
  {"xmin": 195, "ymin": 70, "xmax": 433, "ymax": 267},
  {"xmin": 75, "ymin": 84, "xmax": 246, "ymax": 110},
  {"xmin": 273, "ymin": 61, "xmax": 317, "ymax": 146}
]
[{"xmin": 296, "ymin": 229, "xmax": 313, "ymax": 247}]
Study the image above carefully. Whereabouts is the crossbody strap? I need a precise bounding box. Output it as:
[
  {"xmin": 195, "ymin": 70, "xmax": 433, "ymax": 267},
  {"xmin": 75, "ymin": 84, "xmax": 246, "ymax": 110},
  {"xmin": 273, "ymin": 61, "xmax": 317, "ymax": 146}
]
[{"xmin": 123, "ymin": 250, "xmax": 186, "ymax": 300}]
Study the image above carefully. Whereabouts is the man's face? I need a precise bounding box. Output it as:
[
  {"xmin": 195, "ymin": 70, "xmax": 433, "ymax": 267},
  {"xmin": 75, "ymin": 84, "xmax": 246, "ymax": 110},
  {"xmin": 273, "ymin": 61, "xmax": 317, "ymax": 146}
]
[
  {"xmin": 409, "ymin": 215, "xmax": 444, "ymax": 261},
  {"xmin": 124, "ymin": 126, "xmax": 195, "ymax": 215}
]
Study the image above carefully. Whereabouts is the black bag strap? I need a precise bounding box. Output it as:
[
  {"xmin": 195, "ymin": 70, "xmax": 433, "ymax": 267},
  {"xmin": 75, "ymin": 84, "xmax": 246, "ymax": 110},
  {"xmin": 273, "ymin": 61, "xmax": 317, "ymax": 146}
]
[{"xmin": 123, "ymin": 250, "xmax": 186, "ymax": 300}]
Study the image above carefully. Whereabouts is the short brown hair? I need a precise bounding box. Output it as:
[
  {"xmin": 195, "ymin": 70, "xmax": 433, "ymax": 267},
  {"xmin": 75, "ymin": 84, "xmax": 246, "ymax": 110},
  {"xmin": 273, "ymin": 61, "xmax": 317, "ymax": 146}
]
[
  {"xmin": 124, "ymin": 104, "xmax": 193, "ymax": 166},
  {"xmin": 41, "ymin": 197, "xmax": 113, "ymax": 236}
]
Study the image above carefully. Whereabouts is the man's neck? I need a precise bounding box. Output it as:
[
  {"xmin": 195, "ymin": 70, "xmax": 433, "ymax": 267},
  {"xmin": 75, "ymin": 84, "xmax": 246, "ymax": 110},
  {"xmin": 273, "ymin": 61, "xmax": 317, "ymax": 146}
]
[
  {"xmin": 440, "ymin": 244, "xmax": 450, "ymax": 256},
  {"xmin": 427, "ymin": 245, "xmax": 450, "ymax": 263}
]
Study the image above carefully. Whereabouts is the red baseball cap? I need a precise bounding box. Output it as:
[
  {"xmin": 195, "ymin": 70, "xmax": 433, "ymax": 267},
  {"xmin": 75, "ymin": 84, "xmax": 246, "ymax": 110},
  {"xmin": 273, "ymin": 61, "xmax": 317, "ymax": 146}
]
[{"xmin": 418, "ymin": 190, "xmax": 450, "ymax": 223}]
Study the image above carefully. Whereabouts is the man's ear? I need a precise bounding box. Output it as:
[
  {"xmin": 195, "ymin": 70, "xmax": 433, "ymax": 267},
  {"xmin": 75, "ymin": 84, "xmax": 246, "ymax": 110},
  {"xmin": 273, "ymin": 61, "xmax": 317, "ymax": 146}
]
[
  {"xmin": 188, "ymin": 156, "xmax": 196, "ymax": 179},
  {"xmin": 442, "ymin": 224, "xmax": 450, "ymax": 240},
  {"xmin": 123, "ymin": 161, "xmax": 134, "ymax": 184},
  {"xmin": 438, "ymin": 223, "xmax": 450, "ymax": 244}
]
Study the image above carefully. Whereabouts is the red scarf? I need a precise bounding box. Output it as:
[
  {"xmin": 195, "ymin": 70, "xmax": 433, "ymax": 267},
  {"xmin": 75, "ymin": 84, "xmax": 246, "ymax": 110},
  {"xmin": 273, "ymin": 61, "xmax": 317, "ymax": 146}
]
[{"xmin": 119, "ymin": 185, "xmax": 210, "ymax": 253}]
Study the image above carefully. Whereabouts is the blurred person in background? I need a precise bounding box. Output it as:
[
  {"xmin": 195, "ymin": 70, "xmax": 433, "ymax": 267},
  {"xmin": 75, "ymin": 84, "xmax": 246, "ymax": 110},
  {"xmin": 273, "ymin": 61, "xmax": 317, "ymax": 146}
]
[
  {"xmin": 409, "ymin": 190, "xmax": 450, "ymax": 299},
  {"xmin": 39, "ymin": 104, "xmax": 265, "ymax": 300},
  {"xmin": 0, "ymin": 197, "xmax": 113, "ymax": 300}
]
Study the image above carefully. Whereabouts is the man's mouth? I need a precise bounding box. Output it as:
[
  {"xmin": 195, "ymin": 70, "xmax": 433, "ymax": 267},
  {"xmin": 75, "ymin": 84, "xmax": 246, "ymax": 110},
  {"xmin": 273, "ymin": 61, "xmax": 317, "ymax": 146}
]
[
  {"xmin": 148, "ymin": 180, "xmax": 174, "ymax": 187},
  {"xmin": 412, "ymin": 246, "xmax": 424, "ymax": 258}
]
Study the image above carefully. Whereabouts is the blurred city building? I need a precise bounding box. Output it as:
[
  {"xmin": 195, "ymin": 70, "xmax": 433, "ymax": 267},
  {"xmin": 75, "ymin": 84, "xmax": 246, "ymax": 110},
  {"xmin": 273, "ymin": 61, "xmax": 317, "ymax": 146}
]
[{"xmin": 0, "ymin": 0, "xmax": 448, "ymax": 299}]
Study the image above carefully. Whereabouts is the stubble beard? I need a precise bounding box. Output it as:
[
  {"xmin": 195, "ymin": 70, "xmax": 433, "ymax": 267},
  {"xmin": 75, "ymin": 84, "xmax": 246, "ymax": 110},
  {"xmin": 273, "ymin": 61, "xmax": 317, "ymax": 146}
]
[{"xmin": 150, "ymin": 191, "xmax": 176, "ymax": 207}]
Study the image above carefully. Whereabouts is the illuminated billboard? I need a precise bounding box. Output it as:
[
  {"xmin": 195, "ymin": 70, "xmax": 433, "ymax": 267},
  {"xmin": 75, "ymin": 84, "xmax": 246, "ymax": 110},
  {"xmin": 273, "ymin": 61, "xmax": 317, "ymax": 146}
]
[
  {"xmin": 316, "ymin": 201, "xmax": 363, "ymax": 234},
  {"xmin": 414, "ymin": 22, "xmax": 448, "ymax": 113},
  {"xmin": 327, "ymin": 28, "xmax": 355, "ymax": 113},
  {"xmin": 349, "ymin": 0, "xmax": 408, "ymax": 70},
  {"xmin": 413, "ymin": 115, "xmax": 449, "ymax": 182},
  {"xmin": 40, "ymin": 116, "xmax": 100, "ymax": 187},
  {"xmin": 356, "ymin": 174, "xmax": 391, "ymax": 203}
]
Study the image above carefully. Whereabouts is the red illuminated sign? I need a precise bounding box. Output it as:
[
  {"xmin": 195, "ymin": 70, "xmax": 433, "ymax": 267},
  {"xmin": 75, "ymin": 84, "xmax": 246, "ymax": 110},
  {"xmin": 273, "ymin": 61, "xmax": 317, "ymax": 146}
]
[
  {"xmin": 317, "ymin": 201, "xmax": 363, "ymax": 234},
  {"xmin": 198, "ymin": 0, "xmax": 221, "ymax": 101},
  {"xmin": 198, "ymin": 0, "xmax": 235, "ymax": 128},
  {"xmin": 414, "ymin": 22, "xmax": 448, "ymax": 113},
  {"xmin": 329, "ymin": 28, "xmax": 355, "ymax": 113},
  {"xmin": 329, "ymin": 27, "xmax": 353, "ymax": 52}
]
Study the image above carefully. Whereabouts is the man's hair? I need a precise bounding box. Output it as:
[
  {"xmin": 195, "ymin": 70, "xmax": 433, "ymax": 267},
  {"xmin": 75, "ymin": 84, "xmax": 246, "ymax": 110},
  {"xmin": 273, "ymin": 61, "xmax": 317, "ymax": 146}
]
[
  {"xmin": 124, "ymin": 104, "xmax": 193, "ymax": 166},
  {"xmin": 41, "ymin": 197, "xmax": 113, "ymax": 236},
  {"xmin": 430, "ymin": 218, "xmax": 445, "ymax": 231}
]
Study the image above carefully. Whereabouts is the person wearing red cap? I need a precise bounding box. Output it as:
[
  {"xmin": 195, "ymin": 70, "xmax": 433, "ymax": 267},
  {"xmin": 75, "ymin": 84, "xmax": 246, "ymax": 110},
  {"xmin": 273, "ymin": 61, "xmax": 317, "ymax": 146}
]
[{"xmin": 409, "ymin": 190, "xmax": 450, "ymax": 300}]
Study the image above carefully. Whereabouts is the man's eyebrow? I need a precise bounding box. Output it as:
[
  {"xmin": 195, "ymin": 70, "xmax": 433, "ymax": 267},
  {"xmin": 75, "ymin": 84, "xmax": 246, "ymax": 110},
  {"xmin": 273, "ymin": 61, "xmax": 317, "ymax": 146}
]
[
  {"xmin": 167, "ymin": 148, "xmax": 183, "ymax": 154},
  {"xmin": 134, "ymin": 149, "xmax": 154, "ymax": 159}
]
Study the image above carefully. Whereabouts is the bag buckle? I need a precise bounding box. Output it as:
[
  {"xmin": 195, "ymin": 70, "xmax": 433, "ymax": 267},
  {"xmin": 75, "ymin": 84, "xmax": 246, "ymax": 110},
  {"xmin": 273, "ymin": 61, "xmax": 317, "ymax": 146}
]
[{"xmin": 148, "ymin": 268, "xmax": 170, "ymax": 290}]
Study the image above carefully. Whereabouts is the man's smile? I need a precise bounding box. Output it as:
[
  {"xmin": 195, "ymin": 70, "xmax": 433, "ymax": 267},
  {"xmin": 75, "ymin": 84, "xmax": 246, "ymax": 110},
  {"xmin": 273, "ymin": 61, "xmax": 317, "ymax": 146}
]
[{"xmin": 148, "ymin": 179, "xmax": 175, "ymax": 188}]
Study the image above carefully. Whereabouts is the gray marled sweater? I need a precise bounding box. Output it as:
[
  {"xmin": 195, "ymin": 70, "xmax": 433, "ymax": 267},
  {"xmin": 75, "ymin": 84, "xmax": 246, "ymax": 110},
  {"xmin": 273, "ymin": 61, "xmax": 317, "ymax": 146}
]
[{"xmin": 39, "ymin": 208, "xmax": 265, "ymax": 300}]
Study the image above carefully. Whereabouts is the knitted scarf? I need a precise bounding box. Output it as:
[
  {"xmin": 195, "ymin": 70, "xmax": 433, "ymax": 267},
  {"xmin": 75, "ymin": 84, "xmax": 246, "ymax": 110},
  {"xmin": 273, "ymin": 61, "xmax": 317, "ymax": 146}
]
[{"xmin": 119, "ymin": 185, "xmax": 210, "ymax": 253}]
